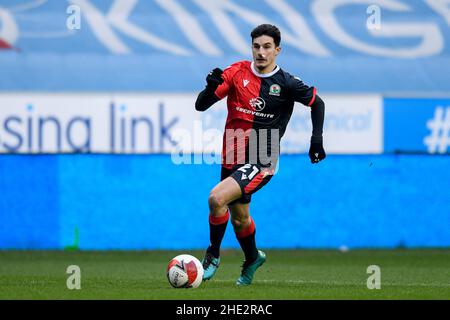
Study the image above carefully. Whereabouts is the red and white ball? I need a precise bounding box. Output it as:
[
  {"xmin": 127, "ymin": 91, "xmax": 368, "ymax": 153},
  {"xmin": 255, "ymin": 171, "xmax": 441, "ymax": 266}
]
[{"xmin": 166, "ymin": 254, "xmax": 204, "ymax": 288}]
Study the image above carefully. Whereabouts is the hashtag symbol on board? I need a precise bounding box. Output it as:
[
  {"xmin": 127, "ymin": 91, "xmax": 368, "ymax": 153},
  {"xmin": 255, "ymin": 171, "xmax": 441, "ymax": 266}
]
[{"xmin": 423, "ymin": 106, "xmax": 450, "ymax": 153}]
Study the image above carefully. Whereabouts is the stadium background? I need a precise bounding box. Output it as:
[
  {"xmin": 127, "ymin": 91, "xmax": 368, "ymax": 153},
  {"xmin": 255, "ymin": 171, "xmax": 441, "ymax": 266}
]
[{"xmin": 0, "ymin": 0, "xmax": 449, "ymax": 251}]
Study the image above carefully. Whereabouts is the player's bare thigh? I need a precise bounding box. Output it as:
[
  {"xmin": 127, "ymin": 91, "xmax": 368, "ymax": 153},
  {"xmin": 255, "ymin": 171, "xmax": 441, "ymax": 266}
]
[{"xmin": 208, "ymin": 177, "xmax": 242, "ymax": 216}]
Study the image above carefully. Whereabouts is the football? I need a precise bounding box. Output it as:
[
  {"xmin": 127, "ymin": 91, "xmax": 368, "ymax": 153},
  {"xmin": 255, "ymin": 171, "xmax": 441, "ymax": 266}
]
[{"xmin": 166, "ymin": 254, "xmax": 204, "ymax": 288}]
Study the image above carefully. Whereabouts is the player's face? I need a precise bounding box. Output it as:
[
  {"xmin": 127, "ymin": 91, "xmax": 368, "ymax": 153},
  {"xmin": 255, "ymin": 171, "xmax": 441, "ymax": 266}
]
[{"xmin": 252, "ymin": 35, "xmax": 281, "ymax": 73}]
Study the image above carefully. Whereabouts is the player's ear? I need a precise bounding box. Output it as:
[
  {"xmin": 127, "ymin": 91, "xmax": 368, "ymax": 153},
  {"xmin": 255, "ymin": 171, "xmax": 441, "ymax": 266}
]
[{"xmin": 275, "ymin": 46, "xmax": 281, "ymax": 56}]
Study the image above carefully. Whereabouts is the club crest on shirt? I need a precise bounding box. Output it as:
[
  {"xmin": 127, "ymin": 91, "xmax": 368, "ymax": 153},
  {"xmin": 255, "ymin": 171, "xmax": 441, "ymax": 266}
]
[{"xmin": 269, "ymin": 84, "xmax": 281, "ymax": 96}]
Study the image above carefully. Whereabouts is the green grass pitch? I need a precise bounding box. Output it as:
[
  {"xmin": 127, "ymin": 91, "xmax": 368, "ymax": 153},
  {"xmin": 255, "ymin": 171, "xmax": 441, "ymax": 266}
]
[{"xmin": 0, "ymin": 249, "xmax": 449, "ymax": 299}]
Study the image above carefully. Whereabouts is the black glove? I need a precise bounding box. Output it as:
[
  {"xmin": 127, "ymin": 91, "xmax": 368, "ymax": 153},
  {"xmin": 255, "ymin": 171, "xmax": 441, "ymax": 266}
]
[
  {"xmin": 309, "ymin": 139, "xmax": 326, "ymax": 164},
  {"xmin": 206, "ymin": 68, "xmax": 224, "ymax": 89}
]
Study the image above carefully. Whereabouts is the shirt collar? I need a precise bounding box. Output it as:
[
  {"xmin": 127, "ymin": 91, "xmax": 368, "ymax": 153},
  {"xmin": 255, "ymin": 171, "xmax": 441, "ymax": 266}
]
[{"xmin": 250, "ymin": 61, "xmax": 280, "ymax": 78}]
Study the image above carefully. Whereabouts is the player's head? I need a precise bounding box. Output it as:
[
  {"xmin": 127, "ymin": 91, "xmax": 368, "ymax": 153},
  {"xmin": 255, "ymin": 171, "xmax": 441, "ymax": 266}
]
[{"xmin": 250, "ymin": 24, "xmax": 281, "ymax": 73}]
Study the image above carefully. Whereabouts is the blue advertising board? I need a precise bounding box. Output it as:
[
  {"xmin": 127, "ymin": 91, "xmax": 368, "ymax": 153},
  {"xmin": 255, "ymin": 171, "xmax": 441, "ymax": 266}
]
[{"xmin": 384, "ymin": 98, "xmax": 450, "ymax": 154}]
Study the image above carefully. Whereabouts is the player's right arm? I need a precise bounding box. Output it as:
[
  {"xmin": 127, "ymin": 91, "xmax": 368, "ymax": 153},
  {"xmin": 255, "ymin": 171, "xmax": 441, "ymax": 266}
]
[
  {"xmin": 195, "ymin": 68, "xmax": 225, "ymax": 111},
  {"xmin": 195, "ymin": 62, "xmax": 242, "ymax": 111}
]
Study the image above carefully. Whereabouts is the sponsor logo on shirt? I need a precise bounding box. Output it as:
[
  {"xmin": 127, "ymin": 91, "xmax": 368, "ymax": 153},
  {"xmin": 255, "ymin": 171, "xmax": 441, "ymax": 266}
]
[
  {"xmin": 249, "ymin": 97, "xmax": 266, "ymax": 111},
  {"xmin": 235, "ymin": 106, "xmax": 274, "ymax": 119}
]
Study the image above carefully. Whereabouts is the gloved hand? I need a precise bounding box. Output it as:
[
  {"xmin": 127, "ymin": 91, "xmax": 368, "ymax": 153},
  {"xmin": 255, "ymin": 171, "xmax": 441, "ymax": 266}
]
[
  {"xmin": 206, "ymin": 68, "xmax": 224, "ymax": 89},
  {"xmin": 309, "ymin": 140, "xmax": 326, "ymax": 164}
]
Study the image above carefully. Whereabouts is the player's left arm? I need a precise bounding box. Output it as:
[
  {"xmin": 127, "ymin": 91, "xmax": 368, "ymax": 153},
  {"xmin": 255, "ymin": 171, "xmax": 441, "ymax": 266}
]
[
  {"xmin": 289, "ymin": 76, "xmax": 326, "ymax": 164},
  {"xmin": 309, "ymin": 94, "xmax": 326, "ymax": 164}
]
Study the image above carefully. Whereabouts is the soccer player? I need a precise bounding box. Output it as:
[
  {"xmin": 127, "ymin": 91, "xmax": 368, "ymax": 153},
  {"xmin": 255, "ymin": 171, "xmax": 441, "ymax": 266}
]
[{"xmin": 195, "ymin": 24, "xmax": 326, "ymax": 286}]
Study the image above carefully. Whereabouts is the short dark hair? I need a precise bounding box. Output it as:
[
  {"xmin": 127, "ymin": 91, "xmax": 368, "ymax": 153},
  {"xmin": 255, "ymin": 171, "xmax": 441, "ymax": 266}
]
[{"xmin": 251, "ymin": 24, "xmax": 281, "ymax": 47}]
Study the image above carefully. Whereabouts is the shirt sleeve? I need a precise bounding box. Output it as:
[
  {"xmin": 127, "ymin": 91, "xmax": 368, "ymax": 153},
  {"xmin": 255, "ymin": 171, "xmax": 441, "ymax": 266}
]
[
  {"xmin": 289, "ymin": 75, "xmax": 317, "ymax": 107},
  {"xmin": 214, "ymin": 64, "xmax": 239, "ymax": 100}
]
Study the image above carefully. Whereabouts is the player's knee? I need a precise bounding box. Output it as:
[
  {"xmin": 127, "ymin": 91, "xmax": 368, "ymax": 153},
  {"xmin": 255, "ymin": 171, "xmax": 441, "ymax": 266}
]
[
  {"xmin": 231, "ymin": 215, "xmax": 249, "ymax": 230},
  {"xmin": 208, "ymin": 192, "xmax": 226, "ymax": 211}
]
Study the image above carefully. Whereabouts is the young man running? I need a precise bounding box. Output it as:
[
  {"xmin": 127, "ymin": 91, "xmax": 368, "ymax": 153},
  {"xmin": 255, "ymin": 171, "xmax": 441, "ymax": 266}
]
[{"xmin": 195, "ymin": 24, "xmax": 326, "ymax": 286}]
